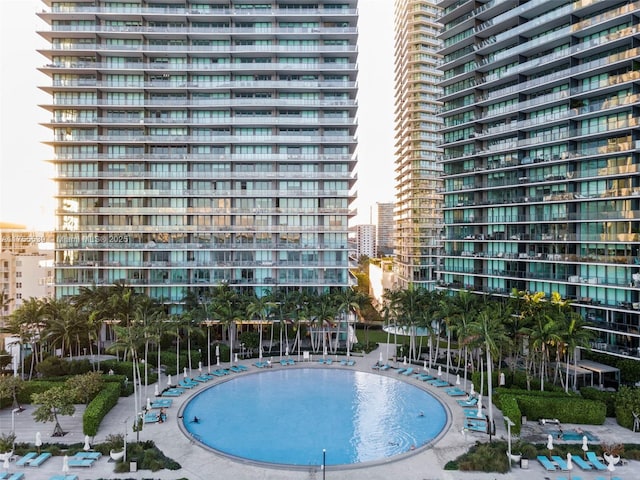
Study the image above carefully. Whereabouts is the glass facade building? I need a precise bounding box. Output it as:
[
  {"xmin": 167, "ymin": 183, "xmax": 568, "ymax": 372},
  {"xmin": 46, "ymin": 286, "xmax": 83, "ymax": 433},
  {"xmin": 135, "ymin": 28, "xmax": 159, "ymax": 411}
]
[
  {"xmin": 438, "ymin": 0, "xmax": 640, "ymax": 357},
  {"xmin": 37, "ymin": 0, "xmax": 358, "ymax": 306},
  {"xmin": 393, "ymin": 0, "xmax": 443, "ymax": 289}
]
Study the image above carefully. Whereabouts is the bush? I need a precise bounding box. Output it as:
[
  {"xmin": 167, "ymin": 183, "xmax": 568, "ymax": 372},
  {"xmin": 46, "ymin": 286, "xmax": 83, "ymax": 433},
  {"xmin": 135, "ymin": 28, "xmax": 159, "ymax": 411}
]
[
  {"xmin": 581, "ymin": 386, "xmax": 617, "ymax": 417},
  {"xmin": 83, "ymin": 382, "xmax": 121, "ymax": 436},
  {"xmin": 499, "ymin": 395, "xmax": 522, "ymax": 435},
  {"xmin": 517, "ymin": 396, "xmax": 606, "ymax": 424},
  {"xmin": 614, "ymin": 385, "xmax": 640, "ymax": 430},
  {"xmin": 16, "ymin": 381, "xmax": 59, "ymax": 404},
  {"xmin": 453, "ymin": 441, "xmax": 510, "ymax": 473},
  {"xmin": 36, "ymin": 356, "xmax": 70, "ymax": 377}
]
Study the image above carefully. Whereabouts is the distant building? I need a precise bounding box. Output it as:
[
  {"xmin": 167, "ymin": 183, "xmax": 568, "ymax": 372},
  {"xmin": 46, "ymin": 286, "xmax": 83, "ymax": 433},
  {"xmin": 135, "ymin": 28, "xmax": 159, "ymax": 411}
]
[
  {"xmin": 376, "ymin": 202, "xmax": 395, "ymax": 256},
  {"xmin": 0, "ymin": 226, "xmax": 54, "ymax": 320},
  {"xmin": 393, "ymin": 0, "xmax": 443, "ymax": 289},
  {"xmin": 354, "ymin": 224, "xmax": 376, "ymax": 259},
  {"xmin": 37, "ymin": 1, "xmax": 359, "ymax": 305}
]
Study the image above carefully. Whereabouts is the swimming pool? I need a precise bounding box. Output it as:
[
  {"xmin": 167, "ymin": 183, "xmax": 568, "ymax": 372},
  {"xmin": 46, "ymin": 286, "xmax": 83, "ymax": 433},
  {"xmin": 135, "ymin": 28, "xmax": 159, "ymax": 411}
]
[{"xmin": 181, "ymin": 368, "xmax": 448, "ymax": 467}]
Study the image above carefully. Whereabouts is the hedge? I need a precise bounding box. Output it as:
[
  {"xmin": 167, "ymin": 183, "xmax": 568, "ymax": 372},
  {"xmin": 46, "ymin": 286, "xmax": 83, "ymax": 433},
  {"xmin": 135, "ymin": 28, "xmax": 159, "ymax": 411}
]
[
  {"xmin": 499, "ymin": 395, "xmax": 522, "ymax": 435},
  {"xmin": 516, "ymin": 396, "xmax": 606, "ymax": 425},
  {"xmin": 83, "ymin": 382, "xmax": 121, "ymax": 436},
  {"xmin": 493, "ymin": 387, "xmax": 578, "ymax": 409},
  {"xmin": 580, "ymin": 387, "xmax": 617, "ymax": 417}
]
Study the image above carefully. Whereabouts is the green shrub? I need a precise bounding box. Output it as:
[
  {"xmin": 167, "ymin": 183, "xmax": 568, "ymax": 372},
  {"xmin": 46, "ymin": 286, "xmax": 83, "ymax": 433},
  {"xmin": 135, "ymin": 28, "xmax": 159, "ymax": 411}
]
[
  {"xmin": 580, "ymin": 386, "xmax": 617, "ymax": 417},
  {"xmin": 16, "ymin": 381, "xmax": 59, "ymax": 404},
  {"xmin": 82, "ymin": 382, "xmax": 121, "ymax": 436},
  {"xmin": 36, "ymin": 356, "xmax": 70, "ymax": 377},
  {"xmin": 517, "ymin": 396, "xmax": 606, "ymax": 424},
  {"xmin": 454, "ymin": 441, "xmax": 510, "ymax": 473},
  {"xmin": 614, "ymin": 385, "xmax": 640, "ymax": 430},
  {"xmin": 499, "ymin": 396, "xmax": 522, "ymax": 435}
]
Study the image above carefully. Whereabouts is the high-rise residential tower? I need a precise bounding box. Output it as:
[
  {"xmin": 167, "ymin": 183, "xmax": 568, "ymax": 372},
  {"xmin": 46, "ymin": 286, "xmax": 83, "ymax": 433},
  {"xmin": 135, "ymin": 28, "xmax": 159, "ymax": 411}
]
[
  {"xmin": 37, "ymin": 0, "xmax": 358, "ymax": 307},
  {"xmin": 393, "ymin": 0, "xmax": 443, "ymax": 289},
  {"xmin": 376, "ymin": 201, "xmax": 395, "ymax": 256},
  {"xmin": 438, "ymin": 0, "xmax": 640, "ymax": 357}
]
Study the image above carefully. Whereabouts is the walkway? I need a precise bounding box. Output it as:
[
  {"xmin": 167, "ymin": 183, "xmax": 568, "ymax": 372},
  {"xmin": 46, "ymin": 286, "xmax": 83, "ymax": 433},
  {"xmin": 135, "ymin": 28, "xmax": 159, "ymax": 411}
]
[{"xmin": 1, "ymin": 344, "xmax": 639, "ymax": 480}]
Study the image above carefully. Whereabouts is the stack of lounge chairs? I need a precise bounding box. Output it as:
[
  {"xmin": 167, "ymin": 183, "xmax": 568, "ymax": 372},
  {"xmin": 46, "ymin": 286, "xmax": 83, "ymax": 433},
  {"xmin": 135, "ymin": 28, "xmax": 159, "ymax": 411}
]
[
  {"xmin": 0, "ymin": 473, "xmax": 25, "ymax": 480},
  {"xmin": 16, "ymin": 451, "xmax": 52, "ymax": 468},
  {"xmin": 68, "ymin": 451, "xmax": 101, "ymax": 468}
]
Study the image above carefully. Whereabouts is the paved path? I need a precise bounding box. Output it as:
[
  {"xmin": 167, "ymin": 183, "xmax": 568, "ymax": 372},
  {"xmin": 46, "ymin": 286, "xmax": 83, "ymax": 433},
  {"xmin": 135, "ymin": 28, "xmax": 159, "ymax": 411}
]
[{"xmin": 1, "ymin": 344, "xmax": 639, "ymax": 480}]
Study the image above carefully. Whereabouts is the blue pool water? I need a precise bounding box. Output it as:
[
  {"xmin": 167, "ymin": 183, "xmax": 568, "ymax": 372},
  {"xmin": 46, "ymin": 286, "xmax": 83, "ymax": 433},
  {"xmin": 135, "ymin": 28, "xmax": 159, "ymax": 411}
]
[{"xmin": 182, "ymin": 368, "xmax": 448, "ymax": 467}]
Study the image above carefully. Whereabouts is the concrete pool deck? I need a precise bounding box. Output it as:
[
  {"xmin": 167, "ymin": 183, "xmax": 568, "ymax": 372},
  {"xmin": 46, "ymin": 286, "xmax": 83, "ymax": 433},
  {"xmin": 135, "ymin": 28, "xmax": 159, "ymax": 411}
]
[{"xmin": 1, "ymin": 343, "xmax": 639, "ymax": 480}]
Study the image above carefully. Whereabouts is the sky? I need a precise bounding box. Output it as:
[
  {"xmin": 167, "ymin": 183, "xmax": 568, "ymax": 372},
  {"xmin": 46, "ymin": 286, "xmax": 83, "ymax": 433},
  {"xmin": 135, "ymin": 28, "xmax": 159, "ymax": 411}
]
[{"xmin": 0, "ymin": 0, "xmax": 395, "ymax": 230}]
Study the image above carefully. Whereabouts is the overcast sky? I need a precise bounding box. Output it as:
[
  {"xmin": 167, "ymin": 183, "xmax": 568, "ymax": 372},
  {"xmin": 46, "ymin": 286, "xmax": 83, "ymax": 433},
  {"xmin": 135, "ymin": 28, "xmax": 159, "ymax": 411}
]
[{"xmin": 0, "ymin": 0, "xmax": 395, "ymax": 230}]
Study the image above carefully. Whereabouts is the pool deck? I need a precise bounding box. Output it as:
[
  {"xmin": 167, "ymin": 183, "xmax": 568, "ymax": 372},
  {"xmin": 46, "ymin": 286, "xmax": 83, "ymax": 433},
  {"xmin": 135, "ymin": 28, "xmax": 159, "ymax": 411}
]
[{"xmin": 2, "ymin": 343, "xmax": 639, "ymax": 480}]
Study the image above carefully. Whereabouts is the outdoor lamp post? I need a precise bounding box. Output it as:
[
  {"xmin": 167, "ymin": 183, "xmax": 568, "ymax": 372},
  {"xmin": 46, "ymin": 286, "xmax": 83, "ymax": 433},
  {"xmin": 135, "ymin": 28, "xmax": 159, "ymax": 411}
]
[
  {"xmin": 504, "ymin": 416, "xmax": 515, "ymax": 469},
  {"xmin": 322, "ymin": 448, "xmax": 326, "ymax": 480}
]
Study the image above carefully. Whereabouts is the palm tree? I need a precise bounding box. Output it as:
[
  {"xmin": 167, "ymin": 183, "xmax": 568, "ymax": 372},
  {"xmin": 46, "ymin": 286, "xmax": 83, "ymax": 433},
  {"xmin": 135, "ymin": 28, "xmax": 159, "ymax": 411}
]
[
  {"xmin": 559, "ymin": 312, "xmax": 594, "ymax": 392},
  {"xmin": 246, "ymin": 294, "xmax": 275, "ymax": 360},
  {"xmin": 467, "ymin": 302, "xmax": 510, "ymax": 433},
  {"xmin": 527, "ymin": 301, "xmax": 563, "ymax": 392},
  {"xmin": 210, "ymin": 284, "xmax": 244, "ymax": 364},
  {"xmin": 42, "ymin": 298, "xmax": 85, "ymax": 359},
  {"xmin": 75, "ymin": 284, "xmax": 112, "ymax": 370},
  {"xmin": 335, "ymin": 288, "xmax": 362, "ymax": 357},
  {"xmin": 2, "ymin": 297, "xmax": 45, "ymax": 378}
]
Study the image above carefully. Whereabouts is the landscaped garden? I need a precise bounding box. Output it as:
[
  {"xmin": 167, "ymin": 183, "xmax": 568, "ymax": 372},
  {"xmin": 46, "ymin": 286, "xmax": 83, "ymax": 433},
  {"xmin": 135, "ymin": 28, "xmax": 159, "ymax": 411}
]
[{"xmin": 0, "ymin": 282, "xmax": 639, "ymax": 474}]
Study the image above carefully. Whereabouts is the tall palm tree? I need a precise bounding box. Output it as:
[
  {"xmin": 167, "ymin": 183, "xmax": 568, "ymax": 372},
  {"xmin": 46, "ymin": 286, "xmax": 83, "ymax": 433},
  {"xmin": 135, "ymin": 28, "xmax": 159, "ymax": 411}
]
[
  {"xmin": 3, "ymin": 297, "xmax": 45, "ymax": 378},
  {"xmin": 527, "ymin": 301, "xmax": 563, "ymax": 392},
  {"xmin": 335, "ymin": 288, "xmax": 362, "ymax": 356},
  {"xmin": 559, "ymin": 312, "xmax": 593, "ymax": 392},
  {"xmin": 75, "ymin": 284, "xmax": 112, "ymax": 370},
  {"xmin": 42, "ymin": 298, "xmax": 85, "ymax": 359},
  {"xmin": 246, "ymin": 294, "xmax": 275, "ymax": 360},
  {"xmin": 467, "ymin": 302, "xmax": 510, "ymax": 432}
]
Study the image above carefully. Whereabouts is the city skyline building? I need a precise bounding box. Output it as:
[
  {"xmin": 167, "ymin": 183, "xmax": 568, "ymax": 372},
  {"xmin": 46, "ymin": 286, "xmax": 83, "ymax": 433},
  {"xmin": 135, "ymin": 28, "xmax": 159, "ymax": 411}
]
[
  {"xmin": 37, "ymin": 0, "xmax": 359, "ymax": 308},
  {"xmin": 354, "ymin": 223, "xmax": 376, "ymax": 259},
  {"xmin": 438, "ymin": 0, "xmax": 640, "ymax": 357},
  {"xmin": 376, "ymin": 201, "xmax": 394, "ymax": 256},
  {"xmin": 392, "ymin": 0, "xmax": 443, "ymax": 289}
]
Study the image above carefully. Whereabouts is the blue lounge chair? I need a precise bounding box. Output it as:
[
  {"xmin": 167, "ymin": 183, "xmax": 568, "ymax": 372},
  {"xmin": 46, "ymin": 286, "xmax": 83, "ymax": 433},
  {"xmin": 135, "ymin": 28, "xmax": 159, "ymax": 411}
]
[
  {"xmin": 178, "ymin": 379, "xmax": 197, "ymax": 388},
  {"xmin": 16, "ymin": 452, "xmax": 37, "ymax": 466},
  {"xmin": 162, "ymin": 388, "xmax": 183, "ymax": 397},
  {"xmin": 557, "ymin": 477, "xmax": 583, "ymax": 480},
  {"xmin": 402, "ymin": 367, "xmax": 414, "ymax": 376},
  {"xmin": 279, "ymin": 359, "xmax": 289, "ymax": 366},
  {"xmin": 7, "ymin": 473, "xmax": 24, "ymax": 480},
  {"xmin": 67, "ymin": 458, "xmax": 94, "ymax": 467},
  {"xmin": 457, "ymin": 397, "xmax": 478, "ymax": 407},
  {"xmin": 446, "ymin": 387, "xmax": 466, "ymax": 396},
  {"xmin": 586, "ymin": 451, "xmax": 608, "ymax": 471},
  {"xmin": 0, "ymin": 473, "xmax": 8, "ymax": 480},
  {"xmin": 380, "ymin": 364, "xmax": 391, "ymax": 371},
  {"xmin": 254, "ymin": 361, "xmax": 268, "ymax": 368},
  {"xmin": 536, "ymin": 455, "xmax": 558, "ymax": 471},
  {"xmin": 427, "ymin": 379, "xmax": 450, "ymax": 387},
  {"xmin": 29, "ymin": 452, "xmax": 52, "ymax": 467},
  {"xmin": 347, "ymin": 360, "xmax": 355, "ymax": 366},
  {"xmin": 416, "ymin": 374, "xmax": 435, "ymax": 381},
  {"xmin": 325, "ymin": 358, "xmax": 333, "ymax": 365},
  {"xmin": 551, "ymin": 455, "xmax": 570, "ymax": 470},
  {"xmin": 571, "ymin": 456, "xmax": 592, "ymax": 470},
  {"xmin": 396, "ymin": 367, "xmax": 407, "ymax": 374},
  {"xmin": 234, "ymin": 364, "xmax": 249, "ymax": 371},
  {"xmin": 48, "ymin": 475, "xmax": 79, "ymax": 480},
  {"xmin": 144, "ymin": 412, "xmax": 159, "ymax": 423},
  {"xmin": 151, "ymin": 398, "xmax": 173, "ymax": 409},
  {"xmin": 74, "ymin": 452, "xmax": 102, "ymax": 460}
]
